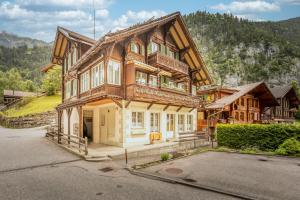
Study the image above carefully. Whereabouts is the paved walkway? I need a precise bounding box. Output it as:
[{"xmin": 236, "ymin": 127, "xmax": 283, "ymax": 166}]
[{"xmin": 140, "ymin": 151, "xmax": 300, "ymax": 200}]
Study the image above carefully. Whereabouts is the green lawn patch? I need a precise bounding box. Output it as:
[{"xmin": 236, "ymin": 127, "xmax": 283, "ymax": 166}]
[{"xmin": 2, "ymin": 95, "xmax": 61, "ymax": 117}]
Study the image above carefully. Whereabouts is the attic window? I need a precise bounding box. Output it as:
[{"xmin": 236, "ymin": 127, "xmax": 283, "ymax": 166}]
[{"xmin": 131, "ymin": 42, "xmax": 139, "ymax": 54}]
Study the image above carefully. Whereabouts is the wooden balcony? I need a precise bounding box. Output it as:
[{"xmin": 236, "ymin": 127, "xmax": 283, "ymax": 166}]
[
  {"xmin": 148, "ymin": 52, "xmax": 189, "ymax": 76},
  {"xmin": 126, "ymin": 84, "xmax": 200, "ymax": 108},
  {"xmin": 79, "ymin": 84, "xmax": 123, "ymax": 102}
]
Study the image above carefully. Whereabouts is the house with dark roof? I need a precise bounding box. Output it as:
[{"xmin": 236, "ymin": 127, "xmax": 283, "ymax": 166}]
[
  {"xmin": 48, "ymin": 12, "xmax": 212, "ymax": 147},
  {"xmin": 197, "ymin": 82, "xmax": 279, "ymax": 132},
  {"xmin": 266, "ymin": 85, "xmax": 300, "ymax": 122}
]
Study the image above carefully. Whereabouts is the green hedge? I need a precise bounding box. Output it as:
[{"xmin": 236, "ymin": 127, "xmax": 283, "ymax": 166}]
[{"xmin": 216, "ymin": 124, "xmax": 300, "ymax": 151}]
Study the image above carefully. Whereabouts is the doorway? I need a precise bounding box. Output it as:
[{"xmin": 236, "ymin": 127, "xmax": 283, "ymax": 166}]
[{"xmin": 83, "ymin": 110, "xmax": 93, "ymax": 142}]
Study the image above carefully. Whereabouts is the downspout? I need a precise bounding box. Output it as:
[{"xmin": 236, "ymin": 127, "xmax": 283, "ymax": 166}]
[{"xmin": 207, "ymin": 108, "xmax": 224, "ymax": 148}]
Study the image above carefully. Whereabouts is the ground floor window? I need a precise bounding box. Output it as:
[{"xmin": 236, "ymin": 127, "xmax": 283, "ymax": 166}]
[
  {"xmin": 178, "ymin": 114, "xmax": 185, "ymax": 132},
  {"xmin": 167, "ymin": 114, "xmax": 175, "ymax": 131},
  {"xmin": 240, "ymin": 112, "xmax": 245, "ymax": 121},
  {"xmin": 187, "ymin": 115, "xmax": 193, "ymax": 131},
  {"xmin": 150, "ymin": 113, "xmax": 159, "ymax": 132},
  {"xmin": 132, "ymin": 112, "xmax": 144, "ymax": 128},
  {"xmin": 235, "ymin": 112, "xmax": 239, "ymax": 121}
]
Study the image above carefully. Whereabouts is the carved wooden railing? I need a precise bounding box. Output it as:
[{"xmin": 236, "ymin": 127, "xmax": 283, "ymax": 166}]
[
  {"xmin": 126, "ymin": 84, "xmax": 200, "ymax": 107},
  {"xmin": 148, "ymin": 52, "xmax": 189, "ymax": 75}
]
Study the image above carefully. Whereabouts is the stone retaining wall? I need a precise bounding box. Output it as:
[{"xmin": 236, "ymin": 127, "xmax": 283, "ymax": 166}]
[{"xmin": 0, "ymin": 111, "xmax": 57, "ymax": 128}]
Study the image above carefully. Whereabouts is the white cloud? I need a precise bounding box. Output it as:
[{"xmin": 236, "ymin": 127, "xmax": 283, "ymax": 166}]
[
  {"xmin": 17, "ymin": 0, "xmax": 113, "ymax": 8},
  {"xmin": 277, "ymin": 0, "xmax": 300, "ymax": 5},
  {"xmin": 211, "ymin": 1, "xmax": 280, "ymax": 13},
  {"xmin": 234, "ymin": 14, "xmax": 266, "ymax": 21}
]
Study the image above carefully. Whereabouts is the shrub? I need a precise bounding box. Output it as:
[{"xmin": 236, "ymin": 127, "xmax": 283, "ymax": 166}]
[
  {"xmin": 275, "ymin": 138, "xmax": 300, "ymax": 155},
  {"xmin": 161, "ymin": 153, "xmax": 170, "ymax": 161},
  {"xmin": 216, "ymin": 124, "xmax": 300, "ymax": 151}
]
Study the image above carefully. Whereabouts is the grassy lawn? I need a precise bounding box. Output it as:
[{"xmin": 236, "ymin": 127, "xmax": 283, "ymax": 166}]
[{"xmin": 2, "ymin": 95, "xmax": 61, "ymax": 117}]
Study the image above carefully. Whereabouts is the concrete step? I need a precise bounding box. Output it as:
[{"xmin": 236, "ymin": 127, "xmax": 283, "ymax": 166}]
[
  {"xmin": 178, "ymin": 134, "xmax": 197, "ymax": 138},
  {"xmin": 84, "ymin": 155, "xmax": 112, "ymax": 162}
]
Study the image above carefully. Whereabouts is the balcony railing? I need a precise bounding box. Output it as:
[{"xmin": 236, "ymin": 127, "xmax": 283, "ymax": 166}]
[
  {"xmin": 148, "ymin": 52, "xmax": 189, "ymax": 75},
  {"xmin": 126, "ymin": 84, "xmax": 200, "ymax": 108}
]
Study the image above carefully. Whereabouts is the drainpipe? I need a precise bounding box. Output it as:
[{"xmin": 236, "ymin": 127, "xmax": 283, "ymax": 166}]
[{"xmin": 207, "ymin": 108, "xmax": 224, "ymax": 148}]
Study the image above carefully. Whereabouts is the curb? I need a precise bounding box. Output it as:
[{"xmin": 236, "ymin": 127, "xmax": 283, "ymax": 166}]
[{"xmin": 126, "ymin": 168, "xmax": 266, "ymax": 200}]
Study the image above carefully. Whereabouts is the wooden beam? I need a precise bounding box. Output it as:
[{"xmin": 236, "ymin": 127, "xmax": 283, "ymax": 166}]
[
  {"xmin": 163, "ymin": 103, "xmax": 170, "ymax": 111},
  {"xmin": 111, "ymin": 98, "xmax": 123, "ymax": 108},
  {"xmin": 147, "ymin": 102, "xmax": 155, "ymax": 110},
  {"xmin": 176, "ymin": 105, "xmax": 183, "ymax": 112},
  {"xmin": 125, "ymin": 98, "xmax": 133, "ymax": 108}
]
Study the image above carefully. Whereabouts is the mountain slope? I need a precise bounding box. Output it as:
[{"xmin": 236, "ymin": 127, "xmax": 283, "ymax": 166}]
[{"xmin": 184, "ymin": 12, "xmax": 300, "ymax": 87}]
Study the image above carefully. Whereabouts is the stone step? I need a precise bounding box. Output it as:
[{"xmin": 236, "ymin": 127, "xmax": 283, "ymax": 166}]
[{"xmin": 84, "ymin": 156, "xmax": 112, "ymax": 162}]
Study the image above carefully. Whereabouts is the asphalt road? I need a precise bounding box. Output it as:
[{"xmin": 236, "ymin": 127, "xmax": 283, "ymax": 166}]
[
  {"xmin": 0, "ymin": 126, "xmax": 235, "ymax": 200},
  {"xmin": 141, "ymin": 151, "xmax": 300, "ymax": 200}
]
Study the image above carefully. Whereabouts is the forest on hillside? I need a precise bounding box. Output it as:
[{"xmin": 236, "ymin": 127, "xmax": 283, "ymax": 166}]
[{"xmin": 184, "ymin": 11, "xmax": 300, "ymax": 87}]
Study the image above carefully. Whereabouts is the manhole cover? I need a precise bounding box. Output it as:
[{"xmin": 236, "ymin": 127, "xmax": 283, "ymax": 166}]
[
  {"xmin": 258, "ymin": 158, "xmax": 268, "ymax": 162},
  {"xmin": 99, "ymin": 167, "xmax": 113, "ymax": 172},
  {"xmin": 165, "ymin": 168, "xmax": 183, "ymax": 174},
  {"xmin": 182, "ymin": 178, "xmax": 197, "ymax": 183}
]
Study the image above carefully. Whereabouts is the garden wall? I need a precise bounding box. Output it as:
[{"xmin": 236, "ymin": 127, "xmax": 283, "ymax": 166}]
[
  {"xmin": 0, "ymin": 111, "xmax": 57, "ymax": 128},
  {"xmin": 217, "ymin": 124, "xmax": 300, "ymax": 151}
]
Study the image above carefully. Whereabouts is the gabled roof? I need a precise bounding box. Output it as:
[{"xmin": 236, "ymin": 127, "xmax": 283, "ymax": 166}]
[
  {"xmin": 51, "ymin": 27, "xmax": 96, "ymax": 64},
  {"xmin": 205, "ymin": 82, "xmax": 279, "ymax": 110},
  {"xmin": 69, "ymin": 12, "xmax": 212, "ymax": 85},
  {"xmin": 270, "ymin": 85, "xmax": 300, "ymax": 105}
]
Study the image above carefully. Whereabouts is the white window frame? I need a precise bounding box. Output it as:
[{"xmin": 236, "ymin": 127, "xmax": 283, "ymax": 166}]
[
  {"xmin": 66, "ymin": 81, "xmax": 71, "ymax": 99},
  {"xmin": 167, "ymin": 114, "xmax": 175, "ymax": 132},
  {"xmin": 132, "ymin": 111, "xmax": 144, "ymax": 129},
  {"xmin": 187, "ymin": 115, "xmax": 193, "ymax": 131},
  {"xmin": 91, "ymin": 65, "xmax": 100, "ymax": 88},
  {"xmin": 178, "ymin": 114, "xmax": 185, "ymax": 132},
  {"xmin": 149, "ymin": 75, "xmax": 158, "ymax": 87},
  {"xmin": 136, "ymin": 71, "xmax": 147, "ymax": 85},
  {"xmin": 192, "ymin": 85, "xmax": 197, "ymax": 96},
  {"xmin": 72, "ymin": 48, "xmax": 77, "ymax": 66},
  {"xmin": 131, "ymin": 42, "xmax": 139, "ymax": 54},
  {"xmin": 150, "ymin": 113, "xmax": 159, "ymax": 132},
  {"xmin": 80, "ymin": 71, "xmax": 90, "ymax": 93},
  {"xmin": 99, "ymin": 61, "xmax": 104, "ymax": 84},
  {"xmin": 72, "ymin": 79, "xmax": 77, "ymax": 97},
  {"xmin": 108, "ymin": 60, "xmax": 121, "ymax": 85}
]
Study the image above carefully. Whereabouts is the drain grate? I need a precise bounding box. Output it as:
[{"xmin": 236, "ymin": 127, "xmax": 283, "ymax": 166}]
[
  {"xmin": 182, "ymin": 178, "xmax": 197, "ymax": 183},
  {"xmin": 258, "ymin": 158, "xmax": 268, "ymax": 162},
  {"xmin": 165, "ymin": 168, "xmax": 183, "ymax": 175},
  {"xmin": 99, "ymin": 167, "xmax": 113, "ymax": 172}
]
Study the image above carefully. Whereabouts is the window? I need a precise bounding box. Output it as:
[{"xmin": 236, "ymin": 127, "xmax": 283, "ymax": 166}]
[
  {"xmin": 72, "ymin": 79, "xmax": 77, "ymax": 96},
  {"xmin": 240, "ymin": 112, "xmax": 244, "ymax": 121},
  {"xmin": 166, "ymin": 47, "xmax": 174, "ymax": 58},
  {"xmin": 68, "ymin": 52, "xmax": 71, "ymax": 69},
  {"xmin": 150, "ymin": 113, "xmax": 159, "ymax": 132},
  {"xmin": 66, "ymin": 81, "xmax": 71, "ymax": 98},
  {"xmin": 91, "ymin": 65, "xmax": 100, "ymax": 88},
  {"xmin": 187, "ymin": 115, "xmax": 193, "ymax": 131},
  {"xmin": 136, "ymin": 71, "xmax": 147, "ymax": 85},
  {"xmin": 148, "ymin": 42, "xmax": 159, "ymax": 55},
  {"xmin": 236, "ymin": 99, "xmax": 239, "ymax": 105},
  {"xmin": 178, "ymin": 114, "xmax": 185, "ymax": 132},
  {"xmin": 235, "ymin": 112, "xmax": 239, "ymax": 121},
  {"xmin": 130, "ymin": 42, "xmax": 139, "ymax": 54},
  {"xmin": 160, "ymin": 44, "xmax": 166, "ymax": 55},
  {"xmin": 132, "ymin": 112, "xmax": 144, "ymax": 128},
  {"xmin": 241, "ymin": 98, "xmax": 244, "ymax": 106},
  {"xmin": 64, "ymin": 57, "xmax": 68, "ymax": 73},
  {"xmin": 177, "ymin": 83, "xmax": 185, "ymax": 91},
  {"xmin": 99, "ymin": 62, "xmax": 104, "ymax": 84},
  {"xmin": 251, "ymin": 113, "xmax": 255, "ymax": 121},
  {"xmin": 166, "ymin": 114, "xmax": 175, "ymax": 132},
  {"xmin": 108, "ymin": 60, "xmax": 121, "ymax": 85},
  {"xmin": 149, "ymin": 75, "xmax": 157, "ymax": 87},
  {"xmin": 80, "ymin": 71, "xmax": 90, "ymax": 93},
  {"xmin": 192, "ymin": 85, "xmax": 197, "ymax": 95},
  {"xmin": 72, "ymin": 48, "xmax": 77, "ymax": 66}
]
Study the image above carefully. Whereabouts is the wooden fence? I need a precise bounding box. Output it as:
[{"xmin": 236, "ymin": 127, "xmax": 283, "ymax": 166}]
[{"xmin": 46, "ymin": 126, "xmax": 88, "ymax": 155}]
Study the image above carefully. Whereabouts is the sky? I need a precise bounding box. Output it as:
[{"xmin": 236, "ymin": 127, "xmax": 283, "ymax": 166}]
[{"xmin": 0, "ymin": 0, "xmax": 300, "ymax": 42}]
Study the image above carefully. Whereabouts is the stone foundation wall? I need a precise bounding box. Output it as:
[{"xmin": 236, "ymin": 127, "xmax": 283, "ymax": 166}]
[{"xmin": 0, "ymin": 111, "xmax": 57, "ymax": 128}]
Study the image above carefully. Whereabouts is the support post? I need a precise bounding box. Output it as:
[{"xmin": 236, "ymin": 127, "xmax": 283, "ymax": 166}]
[{"xmin": 84, "ymin": 136, "xmax": 88, "ymax": 155}]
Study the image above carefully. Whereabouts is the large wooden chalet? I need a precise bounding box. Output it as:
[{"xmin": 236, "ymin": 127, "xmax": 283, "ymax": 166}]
[{"xmin": 49, "ymin": 12, "xmax": 212, "ymax": 147}]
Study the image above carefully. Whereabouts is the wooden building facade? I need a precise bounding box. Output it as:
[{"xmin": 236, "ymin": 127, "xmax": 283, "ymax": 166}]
[{"xmin": 49, "ymin": 12, "xmax": 212, "ymax": 147}]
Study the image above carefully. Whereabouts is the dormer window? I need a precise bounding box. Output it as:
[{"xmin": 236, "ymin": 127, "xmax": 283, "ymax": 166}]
[
  {"xmin": 147, "ymin": 41, "xmax": 159, "ymax": 55},
  {"xmin": 131, "ymin": 42, "xmax": 139, "ymax": 54}
]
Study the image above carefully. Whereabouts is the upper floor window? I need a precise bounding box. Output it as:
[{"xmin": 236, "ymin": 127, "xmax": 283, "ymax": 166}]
[
  {"xmin": 192, "ymin": 85, "xmax": 197, "ymax": 96},
  {"xmin": 241, "ymin": 98, "xmax": 245, "ymax": 106},
  {"xmin": 130, "ymin": 42, "xmax": 139, "ymax": 54},
  {"xmin": 72, "ymin": 47, "xmax": 77, "ymax": 66},
  {"xmin": 64, "ymin": 57, "xmax": 68, "ymax": 73},
  {"xmin": 108, "ymin": 60, "xmax": 121, "ymax": 85},
  {"xmin": 66, "ymin": 81, "xmax": 71, "ymax": 99},
  {"xmin": 149, "ymin": 75, "xmax": 158, "ymax": 87},
  {"xmin": 147, "ymin": 41, "xmax": 159, "ymax": 55},
  {"xmin": 166, "ymin": 47, "xmax": 175, "ymax": 58},
  {"xmin": 136, "ymin": 71, "xmax": 147, "ymax": 85},
  {"xmin": 80, "ymin": 71, "xmax": 90, "ymax": 93},
  {"xmin": 91, "ymin": 62, "xmax": 104, "ymax": 88},
  {"xmin": 67, "ymin": 51, "xmax": 71, "ymax": 69},
  {"xmin": 72, "ymin": 79, "xmax": 77, "ymax": 97}
]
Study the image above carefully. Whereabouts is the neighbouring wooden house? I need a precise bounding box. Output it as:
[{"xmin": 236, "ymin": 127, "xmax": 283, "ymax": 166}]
[
  {"xmin": 265, "ymin": 85, "xmax": 300, "ymax": 122},
  {"xmin": 49, "ymin": 12, "xmax": 212, "ymax": 147},
  {"xmin": 197, "ymin": 82, "xmax": 279, "ymax": 132},
  {"xmin": 3, "ymin": 90, "xmax": 37, "ymax": 105}
]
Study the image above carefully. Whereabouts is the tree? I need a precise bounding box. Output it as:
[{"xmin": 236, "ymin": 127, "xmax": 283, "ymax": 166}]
[
  {"xmin": 42, "ymin": 66, "xmax": 61, "ymax": 96},
  {"xmin": 291, "ymin": 80, "xmax": 300, "ymax": 119}
]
